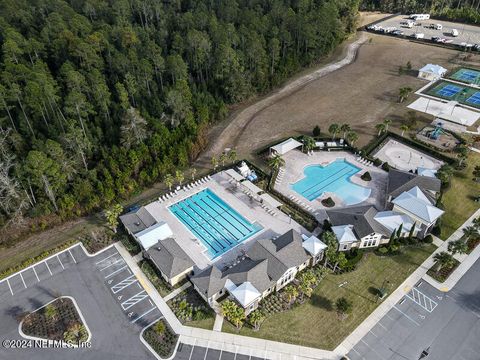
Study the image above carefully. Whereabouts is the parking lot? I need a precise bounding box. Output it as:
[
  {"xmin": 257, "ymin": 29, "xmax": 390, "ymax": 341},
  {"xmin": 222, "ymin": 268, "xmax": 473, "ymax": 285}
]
[
  {"xmin": 0, "ymin": 244, "xmax": 162, "ymax": 360},
  {"xmin": 347, "ymin": 257, "xmax": 480, "ymax": 360},
  {"xmin": 368, "ymin": 14, "xmax": 480, "ymax": 48},
  {"xmin": 173, "ymin": 342, "xmax": 275, "ymax": 360}
]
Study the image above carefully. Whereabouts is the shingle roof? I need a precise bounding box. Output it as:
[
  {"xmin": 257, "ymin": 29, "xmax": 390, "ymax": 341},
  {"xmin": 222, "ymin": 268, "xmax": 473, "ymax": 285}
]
[
  {"xmin": 327, "ymin": 206, "xmax": 390, "ymax": 238},
  {"xmin": 387, "ymin": 169, "xmax": 441, "ymax": 200},
  {"xmin": 392, "ymin": 186, "xmax": 444, "ymax": 223},
  {"xmin": 223, "ymin": 258, "xmax": 273, "ymax": 293},
  {"xmin": 119, "ymin": 207, "xmax": 156, "ymax": 234},
  {"xmin": 145, "ymin": 238, "xmax": 194, "ymax": 279},
  {"xmin": 190, "ymin": 266, "xmax": 224, "ymax": 298}
]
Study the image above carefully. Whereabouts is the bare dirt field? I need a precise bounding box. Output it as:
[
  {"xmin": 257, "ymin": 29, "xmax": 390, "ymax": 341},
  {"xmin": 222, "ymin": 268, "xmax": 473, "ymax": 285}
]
[{"xmin": 200, "ymin": 33, "xmax": 459, "ymax": 165}]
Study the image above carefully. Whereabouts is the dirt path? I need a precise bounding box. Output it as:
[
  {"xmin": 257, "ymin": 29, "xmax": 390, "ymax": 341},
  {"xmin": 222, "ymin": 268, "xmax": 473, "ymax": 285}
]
[{"xmin": 199, "ymin": 32, "xmax": 368, "ymax": 164}]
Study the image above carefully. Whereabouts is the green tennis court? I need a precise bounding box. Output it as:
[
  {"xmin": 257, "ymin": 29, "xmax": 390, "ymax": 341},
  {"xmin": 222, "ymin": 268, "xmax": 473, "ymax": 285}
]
[
  {"xmin": 423, "ymin": 80, "xmax": 480, "ymax": 109},
  {"xmin": 449, "ymin": 67, "xmax": 480, "ymax": 85}
]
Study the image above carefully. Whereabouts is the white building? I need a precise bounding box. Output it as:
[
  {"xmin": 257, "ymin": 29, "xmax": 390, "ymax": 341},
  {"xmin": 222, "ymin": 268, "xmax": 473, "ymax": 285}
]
[{"xmin": 418, "ymin": 64, "xmax": 447, "ymax": 81}]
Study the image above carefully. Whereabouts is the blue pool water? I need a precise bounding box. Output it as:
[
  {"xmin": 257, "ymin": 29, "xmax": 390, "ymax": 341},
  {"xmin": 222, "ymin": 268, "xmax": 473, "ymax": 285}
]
[
  {"xmin": 291, "ymin": 159, "xmax": 371, "ymax": 205},
  {"xmin": 169, "ymin": 188, "xmax": 262, "ymax": 259}
]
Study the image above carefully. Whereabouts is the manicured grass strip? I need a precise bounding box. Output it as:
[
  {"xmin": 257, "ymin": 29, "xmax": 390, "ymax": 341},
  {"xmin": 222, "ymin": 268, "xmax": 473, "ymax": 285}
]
[{"xmin": 222, "ymin": 244, "xmax": 436, "ymax": 350}]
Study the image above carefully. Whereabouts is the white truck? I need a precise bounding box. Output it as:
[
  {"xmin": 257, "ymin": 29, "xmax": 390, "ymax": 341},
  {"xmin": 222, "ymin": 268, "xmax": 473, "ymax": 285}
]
[
  {"xmin": 410, "ymin": 14, "xmax": 430, "ymax": 20},
  {"xmin": 414, "ymin": 33, "xmax": 425, "ymax": 39}
]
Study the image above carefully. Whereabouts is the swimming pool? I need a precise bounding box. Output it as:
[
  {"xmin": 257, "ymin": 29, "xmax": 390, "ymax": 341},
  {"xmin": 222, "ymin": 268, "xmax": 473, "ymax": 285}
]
[
  {"xmin": 291, "ymin": 159, "xmax": 371, "ymax": 205},
  {"xmin": 169, "ymin": 188, "xmax": 262, "ymax": 259}
]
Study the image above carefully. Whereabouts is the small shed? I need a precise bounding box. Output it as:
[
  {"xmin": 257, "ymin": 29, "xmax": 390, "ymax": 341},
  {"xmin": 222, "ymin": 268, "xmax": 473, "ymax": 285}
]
[
  {"xmin": 270, "ymin": 138, "xmax": 303, "ymax": 155},
  {"xmin": 418, "ymin": 64, "xmax": 447, "ymax": 81}
]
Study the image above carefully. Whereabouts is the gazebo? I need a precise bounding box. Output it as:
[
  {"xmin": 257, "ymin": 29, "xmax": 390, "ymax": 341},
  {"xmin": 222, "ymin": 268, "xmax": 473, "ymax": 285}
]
[{"xmin": 269, "ymin": 138, "xmax": 303, "ymax": 156}]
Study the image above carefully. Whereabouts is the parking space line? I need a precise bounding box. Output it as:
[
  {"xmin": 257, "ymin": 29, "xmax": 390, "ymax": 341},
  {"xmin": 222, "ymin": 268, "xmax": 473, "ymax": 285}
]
[
  {"xmin": 121, "ymin": 290, "xmax": 148, "ymax": 310},
  {"xmin": 32, "ymin": 267, "xmax": 40, "ymax": 282},
  {"xmin": 45, "ymin": 261, "xmax": 53, "ymax": 275},
  {"xmin": 369, "ymin": 330, "xmax": 378, "ymax": 337},
  {"xmin": 105, "ymin": 265, "xmax": 128, "ymax": 279},
  {"xmin": 6, "ymin": 279, "xmax": 13, "ymax": 295},
  {"xmin": 393, "ymin": 305, "xmax": 420, "ymax": 326},
  {"xmin": 377, "ymin": 322, "xmax": 387, "ymax": 330},
  {"xmin": 19, "ymin": 273, "xmax": 27, "ymax": 288},
  {"xmin": 57, "ymin": 255, "xmax": 65, "ymax": 270},
  {"xmin": 204, "ymin": 341, "xmax": 210, "ymax": 360},
  {"xmin": 219, "ymin": 342, "xmax": 224, "ymax": 360},
  {"xmin": 100, "ymin": 258, "xmax": 124, "ymax": 271},
  {"xmin": 68, "ymin": 249, "xmax": 77, "ymax": 264},
  {"xmin": 188, "ymin": 340, "xmax": 197, "ymax": 360},
  {"xmin": 111, "ymin": 274, "xmax": 137, "ymax": 293},
  {"xmin": 351, "ymin": 347, "xmax": 360, "ymax": 355},
  {"xmin": 95, "ymin": 252, "xmax": 117, "ymax": 265},
  {"xmin": 130, "ymin": 307, "xmax": 157, "ymax": 323},
  {"xmin": 406, "ymin": 288, "xmax": 438, "ymax": 313}
]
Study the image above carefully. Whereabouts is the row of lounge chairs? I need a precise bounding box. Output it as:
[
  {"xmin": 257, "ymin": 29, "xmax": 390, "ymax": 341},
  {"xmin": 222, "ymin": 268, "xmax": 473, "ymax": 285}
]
[
  {"xmin": 288, "ymin": 194, "xmax": 314, "ymax": 212},
  {"xmin": 158, "ymin": 175, "xmax": 212, "ymax": 203},
  {"xmin": 356, "ymin": 157, "xmax": 373, "ymax": 167},
  {"xmin": 261, "ymin": 203, "xmax": 277, "ymax": 216},
  {"xmin": 274, "ymin": 167, "xmax": 285, "ymax": 186}
]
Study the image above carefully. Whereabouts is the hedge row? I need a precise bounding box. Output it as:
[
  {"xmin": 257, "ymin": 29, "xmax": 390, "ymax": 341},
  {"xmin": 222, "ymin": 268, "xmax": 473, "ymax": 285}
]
[{"xmin": 0, "ymin": 240, "xmax": 77, "ymax": 280}]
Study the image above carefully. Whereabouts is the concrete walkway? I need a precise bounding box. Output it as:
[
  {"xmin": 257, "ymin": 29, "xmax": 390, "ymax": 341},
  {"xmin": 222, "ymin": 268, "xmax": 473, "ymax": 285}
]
[
  {"xmin": 164, "ymin": 281, "xmax": 191, "ymax": 302},
  {"xmin": 335, "ymin": 208, "xmax": 480, "ymax": 355}
]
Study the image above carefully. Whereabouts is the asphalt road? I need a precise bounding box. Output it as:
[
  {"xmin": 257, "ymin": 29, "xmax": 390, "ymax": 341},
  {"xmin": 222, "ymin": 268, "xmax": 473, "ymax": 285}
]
[
  {"xmin": 0, "ymin": 245, "xmax": 162, "ymax": 360},
  {"xmin": 347, "ymin": 256, "xmax": 480, "ymax": 360},
  {"xmin": 373, "ymin": 14, "xmax": 480, "ymax": 46}
]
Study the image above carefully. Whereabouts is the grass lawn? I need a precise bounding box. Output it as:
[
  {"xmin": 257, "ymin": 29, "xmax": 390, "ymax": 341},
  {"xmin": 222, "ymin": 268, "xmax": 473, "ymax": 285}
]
[
  {"xmin": 440, "ymin": 152, "xmax": 480, "ymax": 239},
  {"xmin": 222, "ymin": 244, "xmax": 436, "ymax": 350}
]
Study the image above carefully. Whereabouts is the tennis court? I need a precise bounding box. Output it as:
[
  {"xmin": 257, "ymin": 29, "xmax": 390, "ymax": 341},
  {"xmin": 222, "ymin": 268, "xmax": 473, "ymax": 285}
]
[
  {"xmin": 423, "ymin": 80, "xmax": 480, "ymax": 110},
  {"xmin": 449, "ymin": 68, "xmax": 480, "ymax": 85}
]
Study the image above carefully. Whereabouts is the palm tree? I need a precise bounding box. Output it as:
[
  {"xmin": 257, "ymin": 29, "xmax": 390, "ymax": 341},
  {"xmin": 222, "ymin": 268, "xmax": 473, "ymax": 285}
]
[
  {"xmin": 448, "ymin": 239, "xmax": 468, "ymax": 256},
  {"xmin": 328, "ymin": 123, "xmax": 339, "ymax": 140},
  {"xmin": 298, "ymin": 282, "xmax": 312, "ymax": 302},
  {"xmin": 164, "ymin": 173, "xmax": 174, "ymax": 191},
  {"xmin": 375, "ymin": 123, "xmax": 386, "ymax": 136},
  {"xmin": 211, "ymin": 156, "xmax": 218, "ymax": 170},
  {"xmin": 340, "ymin": 124, "xmax": 351, "ymax": 139},
  {"xmin": 346, "ymin": 131, "xmax": 358, "ymax": 146},
  {"xmin": 472, "ymin": 217, "xmax": 480, "ymax": 229},
  {"xmin": 191, "ymin": 168, "xmax": 197, "ymax": 181},
  {"xmin": 322, "ymin": 231, "xmax": 338, "ymax": 269},
  {"xmin": 462, "ymin": 226, "xmax": 479, "ymax": 240},
  {"xmin": 398, "ymin": 87, "xmax": 413, "ymax": 103},
  {"xmin": 219, "ymin": 152, "xmax": 228, "ymax": 167},
  {"xmin": 175, "ymin": 170, "xmax": 184, "ymax": 186},
  {"xmin": 228, "ymin": 149, "xmax": 237, "ymax": 164},
  {"xmin": 383, "ymin": 119, "xmax": 392, "ymax": 132},
  {"xmin": 303, "ymin": 136, "xmax": 316, "ymax": 152},
  {"xmin": 283, "ymin": 285, "xmax": 298, "ymax": 304},
  {"xmin": 400, "ymin": 124, "xmax": 409, "ymax": 136},
  {"xmin": 433, "ymin": 251, "xmax": 455, "ymax": 274},
  {"xmin": 248, "ymin": 310, "xmax": 265, "ymax": 331},
  {"xmin": 268, "ymin": 154, "xmax": 285, "ymax": 171},
  {"xmin": 221, "ymin": 300, "xmax": 245, "ymax": 329}
]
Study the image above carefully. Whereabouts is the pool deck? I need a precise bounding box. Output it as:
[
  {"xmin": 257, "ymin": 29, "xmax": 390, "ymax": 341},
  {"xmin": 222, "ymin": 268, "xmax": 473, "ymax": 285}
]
[
  {"xmin": 144, "ymin": 171, "xmax": 309, "ymax": 271},
  {"xmin": 274, "ymin": 150, "xmax": 388, "ymax": 221}
]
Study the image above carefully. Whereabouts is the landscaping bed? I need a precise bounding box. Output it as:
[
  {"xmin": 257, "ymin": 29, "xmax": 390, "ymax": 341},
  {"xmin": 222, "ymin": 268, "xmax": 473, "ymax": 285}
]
[
  {"xmin": 427, "ymin": 258, "xmax": 461, "ymax": 283},
  {"xmin": 168, "ymin": 287, "xmax": 215, "ymax": 330},
  {"xmin": 21, "ymin": 297, "xmax": 88, "ymax": 343},
  {"xmin": 222, "ymin": 244, "xmax": 436, "ymax": 350},
  {"xmin": 142, "ymin": 319, "xmax": 178, "ymax": 359},
  {"xmin": 78, "ymin": 227, "xmax": 115, "ymax": 253},
  {"xmin": 138, "ymin": 259, "xmax": 174, "ymax": 297}
]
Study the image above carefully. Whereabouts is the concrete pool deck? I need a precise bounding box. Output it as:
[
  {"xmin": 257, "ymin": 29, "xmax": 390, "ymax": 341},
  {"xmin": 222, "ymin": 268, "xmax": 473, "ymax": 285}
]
[
  {"xmin": 144, "ymin": 171, "xmax": 308, "ymax": 271},
  {"xmin": 274, "ymin": 150, "xmax": 387, "ymax": 220}
]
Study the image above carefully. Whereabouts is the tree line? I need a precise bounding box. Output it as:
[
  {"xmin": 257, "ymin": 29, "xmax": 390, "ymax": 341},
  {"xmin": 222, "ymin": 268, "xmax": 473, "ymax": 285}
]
[
  {"xmin": 361, "ymin": 0, "xmax": 480, "ymax": 23},
  {"xmin": 0, "ymin": 0, "xmax": 360, "ymax": 239}
]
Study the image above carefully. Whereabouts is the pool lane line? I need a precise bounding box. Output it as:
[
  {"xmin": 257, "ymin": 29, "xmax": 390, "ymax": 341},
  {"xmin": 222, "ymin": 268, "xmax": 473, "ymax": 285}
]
[{"xmin": 198, "ymin": 198, "xmax": 249, "ymax": 237}]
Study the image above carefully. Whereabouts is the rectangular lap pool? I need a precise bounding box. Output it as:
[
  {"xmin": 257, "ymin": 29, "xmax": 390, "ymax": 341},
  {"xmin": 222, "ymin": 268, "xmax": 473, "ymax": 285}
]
[
  {"xmin": 291, "ymin": 159, "xmax": 371, "ymax": 206},
  {"xmin": 169, "ymin": 188, "xmax": 262, "ymax": 259}
]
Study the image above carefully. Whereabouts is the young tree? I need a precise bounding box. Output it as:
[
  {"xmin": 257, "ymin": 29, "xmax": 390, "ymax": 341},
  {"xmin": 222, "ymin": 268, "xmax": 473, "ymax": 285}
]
[
  {"xmin": 63, "ymin": 323, "xmax": 88, "ymax": 343},
  {"xmin": 333, "ymin": 252, "xmax": 347, "ymax": 272},
  {"xmin": 375, "ymin": 123, "xmax": 386, "ymax": 136},
  {"xmin": 268, "ymin": 154, "xmax": 285, "ymax": 171},
  {"xmin": 164, "ymin": 173, "xmax": 174, "ymax": 191},
  {"xmin": 175, "ymin": 170, "xmax": 184, "ymax": 186},
  {"xmin": 340, "ymin": 124, "xmax": 351, "ymax": 139},
  {"xmin": 328, "ymin": 123, "xmax": 339, "ymax": 140},
  {"xmin": 219, "ymin": 152, "xmax": 228, "ymax": 167},
  {"xmin": 456, "ymin": 144, "xmax": 469, "ymax": 167},
  {"xmin": 383, "ymin": 119, "xmax": 392, "ymax": 132},
  {"xmin": 191, "ymin": 168, "xmax": 197, "ymax": 181},
  {"xmin": 448, "ymin": 239, "xmax": 468, "ymax": 256},
  {"xmin": 346, "ymin": 131, "xmax": 358, "ymax": 146},
  {"xmin": 436, "ymin": 165, "xmax": 454, "ymax": 186},
  {"xmin": 433, "ymin": 251, "xmax": 455, "ymax": 273},
  {"xmin": 336, "ymin": 297, "xmax": 352, "ymax": 319},
  {"xmin": 283, "ymin": 285, "xmax": 298, "ymax": 305},
  {"xmin": 221, "ymin": 300, "xmax": 245, "ymax": 329},
  {"xmin": 211, "ymin": 156, "xmax": 218, "ymax": 170},
  {"xmin": 228, "ymin": 149, "xmax": 237, "ymax": 164},
  {"xmin": 248, "ymin": 310, "xmax": 265, "ymax": 331},
  {"xmin": 462, "ymin": 225, "xmax": 479, "ymax": 240},
  {"xmin": 313, "ymin": 125, "xmax": 321, "ymax": 137},
  {"xmin": 398, "ymin": 87, "xmax": 413, "ymax": 103},
  {"xmin": 322, "ymin": 231, "xmax": 338, "ymax": 269},
  {"xmin": 105, "ymin": 203, "xmax": 123, "ymax": 233},
  {"xmin": 400, "ymin": 124, "xmax": 409, "ymax": 136},
  {"xmin": 473, "ymin": 166, "xmax": 480, "ymax": 182},
  {"xmin": 303, "ymin": 136, "xmax": 316, "ymax": 152}
]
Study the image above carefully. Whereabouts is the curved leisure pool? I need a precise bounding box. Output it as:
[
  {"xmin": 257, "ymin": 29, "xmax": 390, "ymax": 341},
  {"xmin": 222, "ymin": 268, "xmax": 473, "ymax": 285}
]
[{"xmin": 291, "ymin": 159, "xmax": 371, "ymax": 206}]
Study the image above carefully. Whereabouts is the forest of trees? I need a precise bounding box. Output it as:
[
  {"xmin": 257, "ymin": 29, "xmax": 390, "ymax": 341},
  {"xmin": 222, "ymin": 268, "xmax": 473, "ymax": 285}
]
[
  {"xmin": 361, "ymin": 0, "xmax": 480, "ymax": 23},
  {"xmin": 0, "ymin": 0, "xmax": 360, "ymax": 240}
]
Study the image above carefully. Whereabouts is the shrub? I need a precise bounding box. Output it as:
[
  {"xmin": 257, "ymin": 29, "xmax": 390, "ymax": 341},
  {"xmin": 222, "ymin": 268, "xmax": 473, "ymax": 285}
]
[
  {"xmin": 373, "ymin": 158, "xmax": 382, "ymax": 166},
  {"xmin": 422, "ymin": 235, "xmax": 434, "ymax": 244},
  {"xmin": 361, "ymin": 172, "xmax": 371, "ymax": 181},
  {"xmin": 381, "ymin": 162, "xmax": 390, "ymax": 172},
  {"xmin": 378, "ymin": 246, "xmax": 389, "ymax": 254},
  {"xmin": 321, "ymin": 197, "xmax": 335, "ymax": 207},
  {"xmin": 313, "ymin": 125, "xmax": 321, "ymax": 137}
]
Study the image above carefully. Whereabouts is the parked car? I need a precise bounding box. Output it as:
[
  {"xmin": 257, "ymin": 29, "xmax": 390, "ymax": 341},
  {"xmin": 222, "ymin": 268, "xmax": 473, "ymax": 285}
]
[
  {"xmin": 460, "ymin": 42, "xmax": 474, "ymax": 49},
  {"xmin": 451, "ymin": 29, "xmax": 459, "ymax": 37},
  {"xmin": 392, "ymin": 30, "xmax": 404, "ymax": 36},
  {"xmin": 428, "ymin": 23, "xmax": 442, "ymax": 30},
  {"xmin": 431, "ymin": 36, "xmax": 441, "ymax": 42},
  {"xmin": 474, "ymin": 44, "xmax": 480, "ymax": 51},
  {"xmin": 413, "ymin": 33, "xmax": 425, "ymax": 39},
  {"xmin": 444, "ymin": 39, "xmax": 454, "ymax": 43}
]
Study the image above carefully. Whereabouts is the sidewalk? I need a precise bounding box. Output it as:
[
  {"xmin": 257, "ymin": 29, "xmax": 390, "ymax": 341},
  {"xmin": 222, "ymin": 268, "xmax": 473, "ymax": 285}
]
[
  {"xmin": 335, "ymin": 208, "xmax": 480, "ymax": 355},
  {"xmin": 164, "ymin": 281, "xmax": 191, "ymax": 302}
]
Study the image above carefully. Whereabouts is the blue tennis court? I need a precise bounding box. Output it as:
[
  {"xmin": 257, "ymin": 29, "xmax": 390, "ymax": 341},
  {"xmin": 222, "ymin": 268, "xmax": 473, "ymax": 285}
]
[
  {"xmin": 169, "ymin": 188, "xmax": 262, "ymax": 259},
  {"xmin": 436, "ymin": 84, "xmax": 462, "ymax": 97},
  {"xmin": 467, "ymin": 92, "xmax": 480, "ymax": 105},
  {"xmin": 450, "ymin": 68, "xmax": 480, "ymax": 84}
]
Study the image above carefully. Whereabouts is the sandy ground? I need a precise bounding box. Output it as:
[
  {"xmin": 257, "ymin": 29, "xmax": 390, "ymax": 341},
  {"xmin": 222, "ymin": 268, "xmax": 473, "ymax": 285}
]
[{"xmin": 199, "ymin": 32, "xmax": 459, "ymax": 165}]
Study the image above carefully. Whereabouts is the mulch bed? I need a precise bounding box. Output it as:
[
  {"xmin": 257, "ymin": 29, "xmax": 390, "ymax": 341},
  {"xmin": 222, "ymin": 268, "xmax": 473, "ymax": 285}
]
[
  {"xmin": 143, "ymin": 319, "xmax": 178, "ymax": 358},
  {"xmin": 22, "ymin": 297, "xmax": 83, "ymax": 341},
  {"xmin": 427, "ymin": 259, "xmax": 461, "ymax": 283}
]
